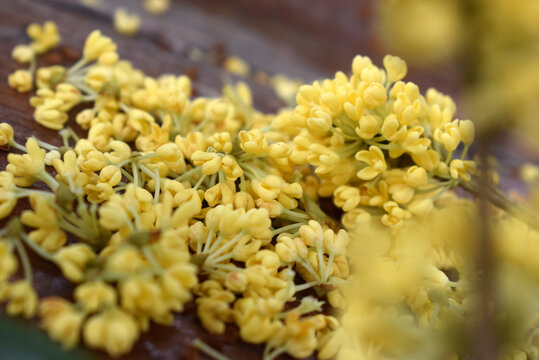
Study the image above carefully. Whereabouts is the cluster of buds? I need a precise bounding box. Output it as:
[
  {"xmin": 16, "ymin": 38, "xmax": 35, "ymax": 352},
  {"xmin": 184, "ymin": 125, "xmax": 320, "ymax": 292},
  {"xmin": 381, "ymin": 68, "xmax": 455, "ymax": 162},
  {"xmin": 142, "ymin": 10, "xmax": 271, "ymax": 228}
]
[{"xmin": 5, "ymin": 19, "xmax": 527, "ymax": 360}]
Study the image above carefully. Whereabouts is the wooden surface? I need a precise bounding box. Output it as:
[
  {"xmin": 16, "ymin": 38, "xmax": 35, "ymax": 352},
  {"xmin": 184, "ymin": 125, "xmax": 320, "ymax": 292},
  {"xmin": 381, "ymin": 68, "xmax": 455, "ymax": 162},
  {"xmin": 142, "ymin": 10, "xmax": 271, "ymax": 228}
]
[{"xmin": 0, "ymin": 0, "xmax": 461, "ymax": 359}]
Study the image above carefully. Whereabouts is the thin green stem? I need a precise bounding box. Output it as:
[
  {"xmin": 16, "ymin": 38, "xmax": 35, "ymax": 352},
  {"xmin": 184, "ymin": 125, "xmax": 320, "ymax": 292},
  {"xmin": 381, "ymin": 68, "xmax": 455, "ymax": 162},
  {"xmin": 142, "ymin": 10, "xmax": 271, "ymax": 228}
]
[
  {"xmin": 131, "ymin": 160, "xmax": 140, "ymax": 187},
  {"xmin": 207, "ymin": 231, "xmax": 245, "ymax": 261},
  {"xmin": 14, "ymin": 239, "xmax": 33, "ymax": 283},
  {"xmin": 67, "ymin": 58, "xmax": 89, "ymax": 75},
  {"xmin": 324, "ymin": 253, "xmax": 335, "ymax": 282},
  {"xmin": 8, "ymin": 140, "xmax": 27, "ymax": 152},
  {"xmin": 192, "ymin": 338, "xmax": 230, "ymax": 360},
  {"xmin": 193, "ymin": 174, "xmax": 207, "ymax": 190},
  {"xmin": 175, "ymin": 167, "xmax": 202, "ymax": 182},
  {"xmin": 202, "ymin": 229, "xmax": 216, "ymax": 254},
  {"xmin": 34, "ymin": 138, "xmax": 58, "ymax": 151},
  {"xmin": 20, "ymin": 232, "xmax": 55, "ymax": 262},
  {"xmin": 271, "ymin": 222, "xmax": 303, "ymax": 236},
  {"xmin": 37, "ymin": 170, "xmax": 59, "ymax": 191},
  {"xmin": 294, "ymin": 281, "xmax": 318, "ymax": 292}
]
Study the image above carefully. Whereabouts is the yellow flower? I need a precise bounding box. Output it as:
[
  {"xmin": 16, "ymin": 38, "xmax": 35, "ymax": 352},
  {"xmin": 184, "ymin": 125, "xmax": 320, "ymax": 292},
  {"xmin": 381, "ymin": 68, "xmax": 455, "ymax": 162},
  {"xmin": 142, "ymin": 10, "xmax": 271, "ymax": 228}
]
[
  {"xmin": 252, "ymin": 175, "xmax": 282, "ymax": 201},
  {"xmin": 307, "ymin": 144, "xmax": 339, "ymax": 175},
  {"xmin": 234, "ymin": 191, "xmax": 255, "ymax": 210},
  {"xmin": 449, "ymin": 159, "xmax": 476, "ymax": 182},
  {"xmin": 275, "ymin": 235, "xmax": 299, "ymax": 263},
  {"xmin": 0, "ymin": 280, "xmax": 38, "ymax": 318},
  {"xmin": 98, "ymin": 198, "xmax": 132, "ymax": 230},
  {"xmin": 458, "ymin": 119, "xmax": 475, "ymax": 145},
  {"xmin": 119, "ymin": 276, "xmax": 166, "ymax": 323},
  {"xmin": 224, "ymin": 272, "xmax": 248, "ymax": 293},
  {"xmin": 8, "ymin": 69, "xmax": 33, "ymax": 93},
  {"xmin": 105, "ymin": 140, "xmax": 131, "ymax": 164},
  {"xmin": 114, "ymin": 8, "xmax": 140, "ymax": 36},
  {"xmin": 34, "ymin": 98, "xmax": 68, "ymax": 130},
  {"xmin": 408, "ymin": 197, "xmax": 433, "ymax": 216},
  {"xmin": 74, "ymin": 281, "xmax": 117, "ymax": 313},
  {"xmin": 39, "ymin": 297, "xmax": 85, "ymax": 349},
  {"xmin": 206, "ymin": 99, "xmax": 230, "ymax": 123},
  {"xmin": 411, "ymin": 149, "xmax": 440, "ymax": 171},
  {"xmin": 83, "ymin": 30, "xmax": 118, "ymax": 63},
  {"xmin": 55, "ymin": 244, "xmax": 96, "ymax": 283},
  {"xmin": 334, "ymin": 185, "xmax": 361, "ymax": 212},
  {"xmin": 279, "ymin": 182, "xmax": 303, "ymax": 210},
  {"xmin": 381, "ymin": 114, "xmax": 407, "ymax": 142},
  {"xmin": 0, "ymin": 241, "xmax": 18, "ymax": 281},
  {"xmin": 75, "ymin": 109, "xmax": 95, "ymax": 130},
  {"xmin": 99, "ymin": 165, "xmax": 122, "ymax": 186},
  {"xmin": 389, "ymin": 183, "xmax": 414, "ymax": 204},
  {"xmin": 204, "ymin": 181, "xmax": 235, "ymax": 206},
  {"xmin": 6, "ymin": 137, "xmax": 46, "ymax": 187},
  {"xmin": 243, "ymin": 208, "xmax": 272, "ymax": 240},
  {"xmin": 239, "ymin": 129, "xmax": 268, "ymax": 155},
  {"xmin": 196, "ymin": 296, "xmax": 234, "ymax": 334},
  {"xmin": 11, "ymin": 44, "xmax": 35, "ymax": 64},
  {"xmin": 352, "ymin": 55, "xmax": 373, "ymax": 76},
  {"xmin": 135, "ymin": 116, "xmax": 171, "ymax": 152},
  {"xmin": 381, "ymin": 201, "xmax": 411, "ymax": 227},
  {"xmin": 433, "ymin": 121, "xmax": 461, "ymax": 152},
  {"xmin": 276, "ymin": 312, "xmax": 320, "ymax": 358},
  {"xmin": 383, "ymin": 55, "xmax": 407, "ymax": 84},
  {"xmin": 521, "ymin": 163, "xmax": 539, "ymax": 183},
  {"xmin": 208, "ymin": 131, "xmax": 233, "ymax": 153},
  {"xmin": 21, "ymin": 194, "xmax": 66, "ymax": 252},
  {"xmin": 395, "ymin": 126, "xmax": 431, "ymax": 156},
  {"xmin": 176, "ymin": 133, "xmax": 206, "ymax": 160},
  {"xmin": 306, "ymin": 106, "xmax": 333, "ymax": 135},
  {"xmin": 27, "ymin": 21, "xmax": 61, "ymax": 54},
  {"xmin": 191, "ymin": 151, "xmax": 222, "ymax": 176},
  {"xmin": 44, "ymin": 150, "xmax": 61, "ymax": 166},
  {"xmin": 104, "ymin": 245, "xmax": 149, "ymax": 277},
  {"xmin": 356, "ymin": 115, "xmax": 382, "ymax": 140},
  {"xmin": 77, "ymin": 147, "xmax": 107, "ymax": 173},
  {"xmin": 355, "ymin": 146, "xmax": 387, "ymax": 180},
  {"xmin": 83, "ymin": 308, "xmax": 139, "ymax": 356},
  {"xmin": 84, "ymin": 66, "xmax": 112, "ymax": 91},
  {"xmin": 224, "ymin": 56, "xmax": 251, "ymax": 76},
  {"xmin": 404, "ymin": 165, "xmax": 427, "ymax": 187},
  {"xmin": 342, "ymin": 208, "xmax": 371, "ymax": 230},
  {"xmin": 246, "ymin": 250, "xmax": 280, "ymax": 274},
  {"xmin": 0, "ymin": 122, "xmax": 14, "ymax": 146},
  {"xmin": 268, "ymin": 142, "xmax": 292, "ymax": 160},
  {"xmin": 52, "ymin": 150, "xmax": 79, "ymax": 182},
  {"xmin": 360, "ymin": 64, "xmax": 386, "ymax": 84},
  {"xmin": 236, "ymin": 310, "xmax": 282, "ymax": 344},
  {"xmin": 220, "ymin": 155, "xmax": 243, "ymax": 180},
  {"xmin": 0, "ymin": 172, "xmax": 18, "ymax": 220},
  {"xmin": 54, "ymin": 83, "xmax": 82, "ymax": 111},
  {"xmin": 35, "ymin": 65, "xmax": 66, "ymax": 90},
  {"xmin": 143, "ymin": 0, "xmax": 170, "ymax": 14},
  {"xmin": 160, "ymin": 263, "xmax": 197, "ymax": 312},
  {"xmin": 156, "ymin": 143, "xmax": 186, "ymax": 173},
  {"xmin": 363, "ymin": 82, "xmax": 387, "ymax": 108}
]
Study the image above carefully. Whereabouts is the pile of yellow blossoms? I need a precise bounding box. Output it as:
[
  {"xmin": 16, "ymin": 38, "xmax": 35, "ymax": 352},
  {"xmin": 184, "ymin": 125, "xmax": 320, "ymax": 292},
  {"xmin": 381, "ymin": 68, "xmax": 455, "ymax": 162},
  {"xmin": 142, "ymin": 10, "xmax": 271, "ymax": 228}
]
[{"xmin": 2, "ymin": 22, "xmax": 538, "ymax": 360}]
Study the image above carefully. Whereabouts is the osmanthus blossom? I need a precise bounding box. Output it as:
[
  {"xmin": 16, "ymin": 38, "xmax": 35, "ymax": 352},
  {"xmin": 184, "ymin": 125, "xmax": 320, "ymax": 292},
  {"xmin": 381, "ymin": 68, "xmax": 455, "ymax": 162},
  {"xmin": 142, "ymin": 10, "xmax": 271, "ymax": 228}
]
[{"xmin": 1, "ymin": 19, "xmax": 537, "ymax": 360}]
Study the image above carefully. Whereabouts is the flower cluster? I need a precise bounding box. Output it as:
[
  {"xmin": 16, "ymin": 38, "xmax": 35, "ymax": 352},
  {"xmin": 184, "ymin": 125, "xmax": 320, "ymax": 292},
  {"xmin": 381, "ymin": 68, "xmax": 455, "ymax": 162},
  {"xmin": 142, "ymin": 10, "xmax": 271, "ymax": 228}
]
[
  {"xmin": 3, "ymin": 20, "xmax": 536, "ymax": 360},
  {"xmin": 330, "ymin": 193, "xmax": 539, "ymax": 360},
  {"xmin": 276, "ymin": 54, "xmax": 477, "ymax": 232},
  {"xmin": 114, "ymin": 8, "xmax": 140, "ymax": 36},
  {"xmin": 8, "ymin": 21, "xmax": 61, "ymax": 93},
  {"xmin": 1, "ymin": 25, "xmax": 347, "ymax": 358}
]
